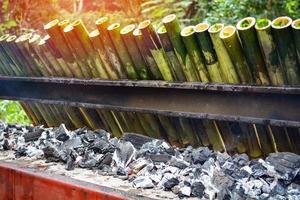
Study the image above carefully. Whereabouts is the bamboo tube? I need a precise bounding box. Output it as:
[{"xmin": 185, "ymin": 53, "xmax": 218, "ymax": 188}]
[
  {"xmin": 216, "ymin": 121, "xmax": 239, "ymax": 153},
  {"xmin": 97, "ymin": 110, "xmax": 123, "ymax": 138},
  {"xmin": 44, "ymin": 19, "xmax": 84, "ymax": 78},
  {"xmin": 195, "ymin": 23, "xmax": 223, "ymax": 82},
  {"xmin": 180, "ymin": 26, "xmax": 210, "ymax": 82},
  {"xmin": 138, "ymin": 20, "xmax": 174, "ymax": 81},
  {"xmin": 157, "ymin": 25, "xmax": 186, "ymax": 81},
  {"xmin": 228, "ymin": 121, "xmax": 248, "ymax": 153},
  {"xmin": 89, "ymin": 30, "xmax": 119, "ymax": 80},
  {"xmin": 239, "ymin": 123, "xmax": 262, "ymax": 158},
  {"xmin": 162, "ymin": 14, "xmax": 200, "ymax": 82},
  {"xmin": 254, "ymin": 124, "xmax": 275, "ymax": 156},
  {"xmin": 107, "ymin": 23, "xmax": 138, "ymax": 80},
  {"xmin": 133, "ymin": 28, "xmax": 163, "ymax": 80},
  {"xmin": 220, "ymin": 26, "xmax": 254, "ymax": 84},
  {"xmin": 20, "ymin": 102, "xmax": 38, "ymax": 125},
  {"xmin": 272, "ymin": 16, "xmax": 300, "ymax": 85},
  {"xmin": 203, "ymin": 120, "xmax": 225, "ymax": 152},
  {"xmin": 268, "ymin": 126, "xmax": 292, "ymax": 152},
  {"xmin": 96, "ymin": 17, "xmax": 127, "ymax": 79},
  {"xmin": 237, "ymin": 17, "xmax": 270, "ymax": 85},
  {"xmin": 120, "ymin": 24, "xmax": 151, "ymax": 80},
  {"xmin": 255, "ymin": 19, "xmax": 287, "ymax": 85},
  {"xmin": 285, "ymin": 127, "xmax": 300, "ymax": 154},
  {"xmin": 208, "ymin": 23, "xmax": 239, "ymax": 83},
  {"xmin": 190, "ymin": 119, "xmax": 210, "ymax": 147},
  {"xmin": 0, "ymin": 34, "xmax": 20, "ymax": 75},
  {"xmin": 292, "ymin": 19, "xmax": 300, "ymax": 64}
]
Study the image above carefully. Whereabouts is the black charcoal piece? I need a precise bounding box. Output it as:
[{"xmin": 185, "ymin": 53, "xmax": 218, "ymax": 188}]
[
  {"xmin": 163, "ymin": 178, "xmax": 179, "ymax": 190},
  {"xmin": 122, "ymin": 132, "xmax": 154, "ymax": 150},
  {"xmin": 191, "ymin": 147, "xmax": 212, "ymax": 164},
  {"xmin": 55, "ymin": 124, "xmax": 70, "ymax": 142},
  {"xmin": 191, "ymin": 181, "xmax": 205, "ymax": 197}
]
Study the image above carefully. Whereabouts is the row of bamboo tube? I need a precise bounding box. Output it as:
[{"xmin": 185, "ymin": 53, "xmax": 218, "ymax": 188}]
[{"xmin": 0, "ymin": 14, "xmax": 299, "ymax": 157}]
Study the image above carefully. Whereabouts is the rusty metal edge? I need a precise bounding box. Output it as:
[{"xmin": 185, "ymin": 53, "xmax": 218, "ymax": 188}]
[{"xmin": 0, "ymin": 161, "xmax": 154, "ymax": 200}]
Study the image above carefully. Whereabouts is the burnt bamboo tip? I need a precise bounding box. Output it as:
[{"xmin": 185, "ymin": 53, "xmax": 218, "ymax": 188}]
[
  {"xmin": 72, "ymin": 19, "xmax": 82, "ymax": 26},
  {"xmin": 107, "ymin": 23, "xmax": 120, "ymax": 31},
  {"xmin": 219, "ymin": 25, "xmax": 236, "ymax": 39},
  {"xmin": 6, "ymin": 35, "xmax": 17, "ymax": 42},
  {"xmin": 0, "ymin": 34, "xmax": 10, "ymax": 41},
  {"xmin": 292, "ymin": 19, "xmax": 300, "ymax": 29},
  {"xmin": 208, "ymin": 23, "xmax": 224, "ymax": 33},
  {"xmin": 95, "ymin": 17, "xmax": 109, "ymax": 25},
  {"xmin": 195, "ymin": 22, "xmax": 210, "ymax": 33},
  {"xmin": 38, "ymin": 35, "xmax": 50, "ymax": 46},
  {"xmin": 138, "ymin": 19, "xmax": 151, "ymax": 30},
  {"xmin": 89, "ymin": 29, "xmax": 100, "ymax": 38},
  {"xmin": 133, "ymin": 28, "xmax": 142, "ymax": 36},
  {"xmin": 44, "ymin": 19, "xmax": 59, "ymax": 30},
  {"xmin": 255, "ymin": 19, "xmax": 271, "ymax": 30},
  {"xmin": 162, "ymin": 14, "xmax": 176, "ymax": 24},
  {"xmin": 237, "ymin": 17, "xmax": 256, "ymax": 30},
  {"xmin": 180, "ymin": 25, "xmax": 196, "ymax": 37},
  {"xmin": 157, "ymin": 25, "xmax": 167, "ymax": 34},
  {"xmin": 120, "ymin": 24, "xmax": 136, "ymax": 35},
  {"xmin": 15, "ymin": 33, "xmax": 32, "ymax": 43},
  {"xmin": 271, "ymin": 16, "xmax": 292, "ymax": 29},
  {"xmin": 63, "ymin": 24, "xmax": 74, "ymax": 33}
]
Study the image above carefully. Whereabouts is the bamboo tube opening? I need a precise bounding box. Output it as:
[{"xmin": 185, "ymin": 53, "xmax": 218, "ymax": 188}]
[
  {"xmin": 292, "ymin": 19, "xmax": 300, "ymax": 29},
  {"xmin": 58, "ymin": 19, "xmax": 70, "ymax": 27},
  {"xmin": 95, "ymin": 17, "xmax": 109, "ymax": 25},
  {"xmin": 272, "ymin": 16, "xmax": 292, "ymax": 29},
  {"xmin": 237, "ymin": 17, "xmax": 256, "ymax": 30},
  {"xmin": 138, "ymin": 20, "xmax": 151, "ymax": 30},
  {"xmin": 120, "ymin": 24, "xmax": 136, "ymax": 35},
  {"xmin": 6, "ymin": 35, "xmax": 17, "ymax": 42},
  {"xmin": 208, "ymin": 23, "xmax": 224, "ymax": 33},
  {"xmin": 29, "ymin": 34, "xmax": 40, "ymax": 44},
  {"xmin": 162, "ymin": 14, "xmax": 176, "ymax": 24},
  {"xmin": 219, "ymin": 25, "xmax": 236, "ymax": 39},
  {"xmin": 72, "ymin": 20, "xmax": 82, "ymax": 26},
  {"xmin": 133, "ymin": 28, "xmax": 142, "ymax": 36},
  {"xmin": 157, "ymin": 25, "xmax": 167, "ymax": 34},
  {"xmin": 44, "ymin": 19, "xmax": 59, "ymax": 30},
  {"xmin": 15, "ymin": 33, "xmax": 32, "ymax": 43},
  {"xmin": 195, "ymin": 22, "xmax": 210, "ymax": 32},
  {"xmin": 89, "ymin": 29, "xmax": 100, "ymax": 38},
  {"xmin": 180, "ymin": 26, "xmax": 196, "ymax": 37},
  {"xmin": 0, "ymin": 34, "xmax": 10, "ymax": 41},
  {"xmin": 107, "ymin": 23, "xmax": 120, "ymax": 31},
  {"xmin": 255, "ymin": 19, "xmax": 271, "ymax": 30},
  {"xmin": 63, "ymin": 24, "xmax": 74, "ymax": 33}
]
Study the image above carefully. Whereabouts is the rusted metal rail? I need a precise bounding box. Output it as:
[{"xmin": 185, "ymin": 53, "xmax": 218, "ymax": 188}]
[{"xmin": 0, "ymin": 76, "xmax": 299, "ymax": 127}]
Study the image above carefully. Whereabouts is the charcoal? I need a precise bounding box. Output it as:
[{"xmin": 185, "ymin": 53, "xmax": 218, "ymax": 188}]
[
  {"xmin": 15, "ymin": 147, "xmax": 27, "ymax": 158},
  {"xmin": 89, "ymin": 139, "xmax": 114, "ymax": 154},
  {"xmin": 61, "ymin": 136, "xmax": 83, "ymax": 150},
  {"xmin": 149, "ymin": 154, "xmax": 172, "ymax": 163},
  {"xmin": 163, "ymin": 178, "xmax": 179, "ymax": 190},
  {"xmin": 191, "ymin": 181, "xmax": 205, "ymax": 197},
  {"xmin": 43, "ymin": 143, "xmax": 63, "ymax": 162},
  {"xmin": 129, "ymin": 158, "xmax": 152, "ymax": 174},
  {"xmin": 137, "ymin": 139, "xmax": 175, "ymax": 158},
  {"xmin": 99, "ymin": 153, "xmax": 113, "ymax": 166},
  {"xmin": 65, "ymin": 150, "xmax": 78, "ymax": 170},
  {"xmin": 94, "ymin": 129, "xmax": 110, "ymax": 140},
  {"xmin": 133, "ymin": 176, "xmax": 154, "ymax": 189},
  {"xmin": 24, "ymin": 127, "xmax": 44, "ymax": 142},
  {"xmin": 3, "ymin": 139, "xmax": 11, "ymax": 150},
  {"xmin": 178, "ymin": 186, "xmax": 191, "ymax": 197},
  {"xmin": 55, "ymin": 124, "xmax": 70, "ymax": 142},
  {"xmin": 191, "ymin": 147, "xmax": 212, "ymax": 164},
  {"xmin": 122, "ymin": 132, "xmax": 154, "ymax": 150},
  {"xmin": 168, "ymin": 156, "xmax": 189, "ymax": 169},
  {"xmin": 116, "ymin": 167, "xmax": 128, "ymax": 176},
  {"xmin": 232, "ymin": 153, "xmax": 249, "ymax": 167},
  {"xmin": 112, "ymin": 140, "xmax": 136, "ymax": 168}
]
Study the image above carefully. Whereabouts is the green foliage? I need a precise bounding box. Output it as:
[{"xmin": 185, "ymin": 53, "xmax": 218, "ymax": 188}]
[{"xmin": 0, "ymin": 101, "xmax": 31, "ymax": 125}]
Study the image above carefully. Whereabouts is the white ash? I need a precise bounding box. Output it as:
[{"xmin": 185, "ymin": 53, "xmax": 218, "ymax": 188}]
[{"xmin": 0, "ymin": 121, "xmax": 299, "ymax": 199}]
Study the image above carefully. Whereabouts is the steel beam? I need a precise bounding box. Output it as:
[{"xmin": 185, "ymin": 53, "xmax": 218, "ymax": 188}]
[{"xmin": 0, "ymin": 76, "xmax": 299, "ymax": 127}]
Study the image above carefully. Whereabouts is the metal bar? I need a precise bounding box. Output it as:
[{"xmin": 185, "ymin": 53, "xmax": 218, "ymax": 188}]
[
  {"xmin": 0, "ymin": 162, "xmax": 151, "ymax": 200},
  {"xmin": 0, "ymin": 76, "xmax": 299, "ymax": 127}
]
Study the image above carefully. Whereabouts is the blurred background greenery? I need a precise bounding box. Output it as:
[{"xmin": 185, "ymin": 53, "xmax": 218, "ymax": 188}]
[{"xmin": 0, "ymin": 0, "xmax": 299, "ymax": 124}]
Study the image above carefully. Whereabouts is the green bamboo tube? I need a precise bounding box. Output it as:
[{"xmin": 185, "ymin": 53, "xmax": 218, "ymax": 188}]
[
  {"xmin": 138, "ymin": 20, "xmax": 174, "ymax": 81},
  {"xmin": 72, "ymin": 19, "xmax": 108, "ymax": 79},
  {"xmin": 202, "ymin": 120, "xmax": 225, "ymax": 152},
  {"xmin": 63, "ymin": 24, "xmax": 93, "ymax": 78},
  {"xmin": 107, "ymin": 23, "xmax": 138, "ymax": 80},
  {"xmin": 195, "ymin": 23, "xmax": 223, "ymax": 82},
  {"xmin": 133, "ymin": 28, "xmax": 163, "ymax": 80},
  {"xmin": 292, "ymin": 19, "xmax": 300, "ymax": 64},
  {"xmin": 44, "ymin": 19, "xmax": 84, "ymax": 78},
  {"xmin": 272, "ymin": 16, "xmax": 300, "ymax": 85},
  {"xmin": 181, "ymin": 26, "xmax": 210, "ymax": 82},
  {"xmin": 254, "ymin": 124, "xmax": 275, "ymax": 156},
  {"xmin": 208, "ymin": 23, "xmax": 239, "ymax": 83},
  {"xmin": 120, "ymin": 24, "xmax": 151, "ymax": 80},
  {"xmin": 157, "ymin": 25, "xmax": 186, "ymax": 81},
  {"xmin": 268, "ymin": 126, "xmax": 292, "ymax": 152},
  {"xmin": 96, "ymin": 17, "xmax": 127, "ymax": 79},
  {"xmin": 27, "ymin": 103, "xmax": 48, "ymax": 125},
  {"xmin": 237, "ymin": 17, "xmax": 270, "ymax": 85},
  {"xmin": 220, "ymin": 26, "xmax": 254, "ymax": 84},
  {"xmin": 255, "ymin": 19, "xmax": 287, "ymax": 85},
  {"xmin": 239, "ymin": 123, "xmax": 262, "ymax": 158},
  {"xmin": 96, "ymin": 110, "xmax": 123, "ymax": 138},
  {"xmin": 190, "ymin": 119, "xmax": 210, "ymax": 147},
  {"xmin": 216, "ymin": 121, "xmax": 238, "ymax": 153},
  {"xmin": 0, "ymin": 34, "xmax": 20, "ymax": 75},
  {"xmin": 227, "ymin": 121, "xmax": 248, "ymax": 153},
  {"xmin": 157, "ymin": 115, "xmax": 183, "ymax": 146},
  {"xmin": 162, "ymin": 14, "xmax": 200, "ymax": 82},
  {"xmin": 89, "ymin": 30, "xmax": 119, "ymax": 80}
]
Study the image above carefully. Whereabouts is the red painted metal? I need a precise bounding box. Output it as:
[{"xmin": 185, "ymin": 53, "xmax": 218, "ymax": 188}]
[{"xmin": 0, "ymin": 162, "xmax": 138, "ymax": 200}]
